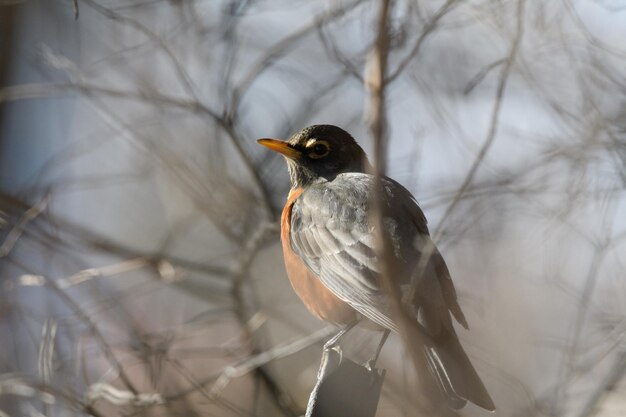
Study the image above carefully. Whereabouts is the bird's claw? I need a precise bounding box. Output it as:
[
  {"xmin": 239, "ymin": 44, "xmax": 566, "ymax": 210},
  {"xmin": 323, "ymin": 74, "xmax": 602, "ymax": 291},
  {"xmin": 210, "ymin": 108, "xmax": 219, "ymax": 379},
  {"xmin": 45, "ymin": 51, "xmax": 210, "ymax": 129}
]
[{"xmin": 323, "ymin": 344, "xmax": 343, "ymax": 363}]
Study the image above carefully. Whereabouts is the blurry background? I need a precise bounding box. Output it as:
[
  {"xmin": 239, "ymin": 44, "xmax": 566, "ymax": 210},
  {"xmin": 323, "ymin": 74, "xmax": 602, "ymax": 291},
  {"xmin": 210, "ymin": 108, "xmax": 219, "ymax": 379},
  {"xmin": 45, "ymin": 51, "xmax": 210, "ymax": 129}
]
[{"xmin": 1, "ymin": 0, "xmax": 626, "ymax": 416}]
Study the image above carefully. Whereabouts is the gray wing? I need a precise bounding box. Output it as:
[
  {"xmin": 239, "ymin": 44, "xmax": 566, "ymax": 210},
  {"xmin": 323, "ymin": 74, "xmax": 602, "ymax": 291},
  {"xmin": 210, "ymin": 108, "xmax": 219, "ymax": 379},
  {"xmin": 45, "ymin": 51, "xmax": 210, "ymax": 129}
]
[{"xmin": 290, "ymin": 173, "xmax": 464, "ymax": 332}]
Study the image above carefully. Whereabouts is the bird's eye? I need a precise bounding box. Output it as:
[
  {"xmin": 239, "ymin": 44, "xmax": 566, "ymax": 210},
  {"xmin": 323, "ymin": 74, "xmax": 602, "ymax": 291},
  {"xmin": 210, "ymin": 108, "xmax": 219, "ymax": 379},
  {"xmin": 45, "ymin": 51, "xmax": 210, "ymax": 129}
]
[{"xmin": 308, "ymin": 140, "xmax": 330, "ymax": 159}]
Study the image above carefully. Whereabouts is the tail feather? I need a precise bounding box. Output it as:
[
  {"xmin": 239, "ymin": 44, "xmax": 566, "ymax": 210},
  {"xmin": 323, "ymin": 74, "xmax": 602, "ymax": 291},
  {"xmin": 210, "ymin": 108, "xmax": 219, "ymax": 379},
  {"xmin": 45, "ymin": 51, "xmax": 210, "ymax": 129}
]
[
  {"xmin": 425, "ymin": 327, "xmax": 495, "ymax": 412},
  {"xmin": 424, "ymin": 345, "xmax": 467, "ymax": 409}
]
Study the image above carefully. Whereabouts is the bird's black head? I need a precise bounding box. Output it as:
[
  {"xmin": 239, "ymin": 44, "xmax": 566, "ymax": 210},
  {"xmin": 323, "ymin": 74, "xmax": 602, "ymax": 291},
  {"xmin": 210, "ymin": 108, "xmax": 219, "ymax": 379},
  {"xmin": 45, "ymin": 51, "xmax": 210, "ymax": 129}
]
[{"xmin": 258, "ymin": 125, "xmax": 371, "ymax": 188}]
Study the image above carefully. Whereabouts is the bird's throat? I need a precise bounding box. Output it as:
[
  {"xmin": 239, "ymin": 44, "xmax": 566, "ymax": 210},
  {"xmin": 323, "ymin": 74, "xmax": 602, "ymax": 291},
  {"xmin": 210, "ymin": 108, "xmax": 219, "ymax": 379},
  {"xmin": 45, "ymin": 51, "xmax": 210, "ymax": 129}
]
[{"xmin": 287, "ymin": 160, "xmax": 318, "ymax": 188}]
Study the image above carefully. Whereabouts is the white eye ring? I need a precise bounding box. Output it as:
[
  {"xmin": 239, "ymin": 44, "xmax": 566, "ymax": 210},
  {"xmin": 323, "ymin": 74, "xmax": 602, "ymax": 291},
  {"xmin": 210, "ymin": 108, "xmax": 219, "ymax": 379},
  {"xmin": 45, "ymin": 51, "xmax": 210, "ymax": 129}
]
[{"xmin": 308, "ymin": 140, "xmax": 330, "ymax": 159}]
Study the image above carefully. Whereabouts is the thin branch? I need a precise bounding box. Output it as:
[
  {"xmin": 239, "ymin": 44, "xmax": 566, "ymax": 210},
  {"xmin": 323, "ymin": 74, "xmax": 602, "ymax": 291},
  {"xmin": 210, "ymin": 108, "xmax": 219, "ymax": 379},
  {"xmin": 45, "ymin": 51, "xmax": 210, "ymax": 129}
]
[
  {"xmin": 0, "ymin": 190, "xmax": 231, "ymax": 279},
  {"xmin": 207, "ymin": 326, "xmax": 335, "ymax": 400},
  {"xmin": 86, "ymin": 383, "xmax": 163, "ymax": 407},
  {"xmin": 0, "ymin": 193, "xmax": 49, "ymax": 258},
  {"xmin": 561, "ymin": 0, "xmax": 626, "ymax": 60},
  {"xmin": 228, "ymin": 0, "xmax": 363, "ymax": 119},
  {"xmin": 463, "ymin": 58, "xmax": 507, "ymax": 95},
  {"xmin": 386, "ymin": 0, "xmax": 458, "ymax": 83},
  {"xmin": 574, "ymin": 350, "xmax": 626, "ymax": 417},
  {"xmin": 44, "ymin": 278, "xmax": 140, "ymax": 395},
  {"xmin": 56, "ymin": 258, "xmax": 151, "ymax": 288},
  {"xmin": 432, "ymin": 0, "xmax": 526, "ymax": 241},
  {"xmin": 81, "ymin": 0, "xmax": 199, "ymax": 101},
  {"xmin": 316, "ymin": 24, "xmax": 364, "ymax": 83}
]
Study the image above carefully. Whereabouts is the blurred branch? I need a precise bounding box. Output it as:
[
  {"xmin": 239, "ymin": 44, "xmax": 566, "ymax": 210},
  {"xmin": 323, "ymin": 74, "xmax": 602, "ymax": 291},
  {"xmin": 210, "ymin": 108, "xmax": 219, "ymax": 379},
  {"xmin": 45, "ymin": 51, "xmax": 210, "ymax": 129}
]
[
  {"xmin": 37, "ymin": 319, "xmax": 57, "ymax": 386},
  {"xmin": 75, "ymin": 78, "xmax": 273, "ymax": 232},
  {"xmin": 556, "ymin": 222, "xmax": 613, "ymax": 407},
  {"xmin": 208, "ymin": 326, "xmax": 335, "ymax": 400},
  {"xmin": 367, "ymin": 0, "xmax": 391, "ymax": 173},
  {"xmin": 87, "ymin": 383, "xmax": 163, "ymax": 407},
  {"xmin": 34, "ymin": 39, "xmax": 278, "ymax": 225},
  {"xmin": 367, "ymin": 0, "xmax": 452, "ymax": 415},
  {"xmin": 0, "ymin": 190, "xmax": 231, "ymax": 279},
  {"xmin": 567, "ymin": 246, "xmax": 608, "ymax": 362},
  {"xmin": 56, "ymin": 258, "xmax": 153, "ymax": 288},
  {"xmin": 227, "ymin": 220, "xmax": 299, "ymax": 416},
  {"xmin": 0, "ymin": 376, "xmax": 54, "ymax": 405},
  {"xmin": 165, "ymin": 326, "xmax": 334, "ymax": 403},
  {"xmin": 44, "ymin": 277, "xmax": 140, "ymax": 395},
  {"xmin": 386, "ymin": 0, "xmax": 458, "ymax": 83},
  {"xmin": 463, "ymin": 58, "xmax": 506, "ymax": 95},
  {"xmin": 0, "ymin": 80, "xmax": 274, "ymax": 224},
  {"xmin": 0, "ymin": 193, "xmax": 49, "ymax": 258},
  {"xmin": 81, "ymin": 0, "xmax": 199, "ymax": 101},
  {"xmin": 228, "ymin": 0, "xmax": 363, "ymax": 120},
  {"xmin": 562, "ymin": 0, "xmax": 626, "ymax": 59},
  {"xmin": 317, "ymin": 25, "xmax": 364, "ymax": 83},
  {"xmin": 433, "ymin": 0, "xmax": 526, "ymax": 241},
  {"xmin": 0, "ymin": 374, "xmax": 107, "ymax": 417},
  {"xmin": 574, "ymin": 350, "xmax": 626, "ymax": 417}
]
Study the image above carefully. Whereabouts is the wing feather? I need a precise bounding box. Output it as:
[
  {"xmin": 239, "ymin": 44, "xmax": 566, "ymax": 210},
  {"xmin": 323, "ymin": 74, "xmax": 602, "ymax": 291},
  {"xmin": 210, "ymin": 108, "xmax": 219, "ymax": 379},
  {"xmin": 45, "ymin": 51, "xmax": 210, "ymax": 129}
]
[{"xmin": 289, "ymin": 172, "xmax": 463, "ymax": 333}]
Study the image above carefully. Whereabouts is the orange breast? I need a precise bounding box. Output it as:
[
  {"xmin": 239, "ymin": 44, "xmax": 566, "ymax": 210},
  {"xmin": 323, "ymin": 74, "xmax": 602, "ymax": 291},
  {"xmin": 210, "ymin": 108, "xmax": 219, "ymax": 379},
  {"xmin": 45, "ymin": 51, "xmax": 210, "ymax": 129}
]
[{"xmin": 281, "ymin": 188, "xmax": 357, "ymax": 325}]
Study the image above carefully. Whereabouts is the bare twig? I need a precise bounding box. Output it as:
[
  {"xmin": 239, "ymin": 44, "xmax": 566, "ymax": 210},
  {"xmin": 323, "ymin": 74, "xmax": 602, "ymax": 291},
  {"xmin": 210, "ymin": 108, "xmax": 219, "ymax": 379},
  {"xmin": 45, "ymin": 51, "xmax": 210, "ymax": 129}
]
[
  {"xmin": 574, "ymin": 350, "xmax": 626, "ymax": 417},
  {"xmin": 81, "ymin": 0, "xmax": 199, "ymax": 101},
  {"xmin": 228, "ymin": 0, "xmax": 363, "ymax": 119},
  {"xmin": 37, "ymin": 319, "xmax": 57, "ymax": 385},
  {"xmin": 44, "ymin": 278, "xmax": 140, "ymax": 395},
  {"xmin": 432, "ymin": 0, "xmax": 526, "ymax": 242},
  {"xmin": 463, "ymin": 58, "xmax": 507, "ymax": 95},
  {"xmin": 86, "ymin": 383, "xmax": 163, "ymax": 407},
  {"xmin": 0, "ymin": 193, "xmax": 49, "ymax": 258},
  {"xmin": 386, "ymin": 0, "xmax": 458, "ymax": 83},
  {"xmin": 207, "ymin": 326, "xmax": 335, "ymax": 400},
  {"xmin": 56, "ymin": 258, "xmax": 150, "ymax": 288}
]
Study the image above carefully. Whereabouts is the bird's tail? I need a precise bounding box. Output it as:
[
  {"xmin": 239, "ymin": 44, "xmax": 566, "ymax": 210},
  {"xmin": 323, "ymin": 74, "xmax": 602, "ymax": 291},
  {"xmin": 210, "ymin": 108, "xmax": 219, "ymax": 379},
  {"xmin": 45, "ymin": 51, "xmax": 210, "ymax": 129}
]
[{"xmin": 423, "ymin": 325, "xmax": 495, "ymax": 411}]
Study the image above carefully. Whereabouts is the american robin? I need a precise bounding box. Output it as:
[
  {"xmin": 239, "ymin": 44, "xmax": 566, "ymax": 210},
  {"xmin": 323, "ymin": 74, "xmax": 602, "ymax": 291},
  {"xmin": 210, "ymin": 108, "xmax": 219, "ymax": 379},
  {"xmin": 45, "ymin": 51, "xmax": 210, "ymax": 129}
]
[{"xmin": 258, "ymin": 124, "xmax": 495, "ymax": 411}]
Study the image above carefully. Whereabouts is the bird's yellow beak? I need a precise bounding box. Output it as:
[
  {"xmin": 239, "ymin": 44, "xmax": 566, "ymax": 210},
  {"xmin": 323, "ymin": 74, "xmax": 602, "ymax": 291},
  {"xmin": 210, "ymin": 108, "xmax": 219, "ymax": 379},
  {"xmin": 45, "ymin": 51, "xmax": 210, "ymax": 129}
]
[{"xmin": 257, "ymin": 138, "xmax": 302, "ymax": 160}]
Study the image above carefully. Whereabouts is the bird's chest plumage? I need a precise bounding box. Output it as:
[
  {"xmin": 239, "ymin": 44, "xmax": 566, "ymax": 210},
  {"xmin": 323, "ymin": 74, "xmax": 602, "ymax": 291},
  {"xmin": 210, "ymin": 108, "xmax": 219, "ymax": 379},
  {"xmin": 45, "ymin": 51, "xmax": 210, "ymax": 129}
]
[{"xmin": 280, "ymin": 187, "xmax": 357, "ymax": 325}]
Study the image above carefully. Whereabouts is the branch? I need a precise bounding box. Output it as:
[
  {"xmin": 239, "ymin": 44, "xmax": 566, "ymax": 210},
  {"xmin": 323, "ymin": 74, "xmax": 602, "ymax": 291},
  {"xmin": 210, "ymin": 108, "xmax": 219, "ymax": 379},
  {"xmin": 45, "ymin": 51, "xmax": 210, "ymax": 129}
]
[
  {"xmin": 0, "ymin": 190, "xmax": 231, "ymax": 279},
  {"xmin": 165, "ymin": 326, "xmax": 334, "ymax": 402},
  {"xmin": 463, "ymin": 58, "xmax": 507, "ymax": 95},
  {"xmin": 45, "ymin": 278, "xmax": 140, "ymax": 395},
  {"xmin": 367, "ymin": 0, "xmax": 452, "ymax": 415},
  {"xmin": 228, "ymin": 0, "xmax": 364, "ymax": 120},
  {"xmin": 432, "ymin": 0, "xmax": 526, "ymax": 242},
  {"xmin": 81, "ymin": 0, "xmax": 199, "ymax": 101},
  {"xmin": 0, "ymin": 193, "xmax": 49, "ymax": 258},
  {"xmin": 386, "ymin": 0, "xmax": 458, "ymax": 83}
]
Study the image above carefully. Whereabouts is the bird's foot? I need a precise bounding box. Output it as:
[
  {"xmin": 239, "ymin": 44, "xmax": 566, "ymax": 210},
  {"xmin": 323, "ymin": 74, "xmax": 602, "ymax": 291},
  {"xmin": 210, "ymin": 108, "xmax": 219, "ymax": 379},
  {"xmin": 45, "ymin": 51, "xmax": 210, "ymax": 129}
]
[
  {"xmin": 365, "ymin": 329, "xmax": 390, "ymax": 371},
  {"xmin": 322, "ymin": 320, "xmax": 359, "ymax": 362},
  {"xmin": 324, "ymin": 344, "xmax": 343, "ymax": 363}
]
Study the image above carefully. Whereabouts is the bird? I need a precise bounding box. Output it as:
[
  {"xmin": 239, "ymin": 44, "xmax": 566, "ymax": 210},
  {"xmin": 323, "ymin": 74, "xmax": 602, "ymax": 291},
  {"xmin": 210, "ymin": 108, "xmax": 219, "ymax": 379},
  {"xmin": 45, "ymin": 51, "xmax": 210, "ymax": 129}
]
[{"xmin": 258, "ymin": 124, "xmax": 495, "ymax": 411}]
